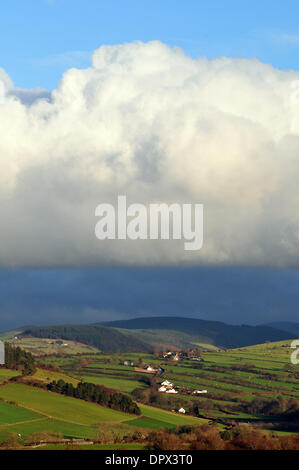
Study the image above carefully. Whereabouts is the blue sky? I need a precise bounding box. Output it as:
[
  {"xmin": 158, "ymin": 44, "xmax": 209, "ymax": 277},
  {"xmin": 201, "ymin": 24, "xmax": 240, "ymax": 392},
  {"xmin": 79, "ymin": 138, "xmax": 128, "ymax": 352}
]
[{"xmin": 2, "ymin": 0, "xmax": 299, "ymax": 89}]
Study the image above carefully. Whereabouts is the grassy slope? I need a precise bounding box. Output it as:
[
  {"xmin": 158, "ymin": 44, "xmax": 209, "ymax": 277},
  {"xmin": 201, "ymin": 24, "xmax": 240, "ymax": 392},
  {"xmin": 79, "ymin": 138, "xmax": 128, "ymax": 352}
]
[
  {"xmin": 0, "ymin": 380, "xmax": 201, "ymax": 442},
  {"xmin": 80, "ymin": 375, "xmax": 145, "ymax": 393},
  {"xmin": 6, "ymin": 337, "xmax": 100, "ymax": 356},
  {"xmin": 164, "ymin": 340, "xmax": 299, "ymax": 420},
  {"xmin": 0, "ymin": 369, "xmax": 20, "ymax": 383},
  {"xmin": 116, "ymin": 328, "xmax": 219, "ymax": 351},
  {"xmin": 0, "ymin": 418, "xmax": 97, "ymax": 441},
  {"xmin": 0, "ymin": 401, "xmax": 41, "ymax": 424},
  {"xmin": 138, "ymin": 404, "xmax": 202, "ymax": 425},
  {"xmin": 23, "ymin": 324, "xmax": 152, "ymax": 352},
  {"xmin": 1, "ymin": 339, "xmax": 296, "ymax": 444},
  {"xmin": 30, "ymin": 368, "xmax": 79, "ymax": 386},
  {"xmin": 102, "ymin": 317, "xmax": 296, "ymax": 349},
  {"xmin": 0, "ymin": 384, "xmax": 135, "ymax": 425},
  {"xmin": 45, "ymin": 341, "xmax": 298, "ymax": 425}
]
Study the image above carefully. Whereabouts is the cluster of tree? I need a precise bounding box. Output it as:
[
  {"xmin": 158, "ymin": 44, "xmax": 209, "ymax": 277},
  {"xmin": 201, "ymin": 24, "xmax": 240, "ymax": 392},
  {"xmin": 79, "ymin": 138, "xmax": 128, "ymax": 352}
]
[
  {"xmin": 23, "ymin": 324, "xmax": 152, "ymax": 352},
  {"xmin": 47, "ymin": 379, "xmax": 141, "ymax": 415},
  {"xmin": 146, "ymin": 423, "xmax": 299, "ymax": 450},
  {"xmin": 1, "ymin": 343, "xmax": 36, "ymax": 375},
  {"xmin": 37, "ymin": 361, "xmax": 61, "ymax": 372},
  {"xmin": 241, "ymin": 397, "xmax": 299, "ymax": 421}
]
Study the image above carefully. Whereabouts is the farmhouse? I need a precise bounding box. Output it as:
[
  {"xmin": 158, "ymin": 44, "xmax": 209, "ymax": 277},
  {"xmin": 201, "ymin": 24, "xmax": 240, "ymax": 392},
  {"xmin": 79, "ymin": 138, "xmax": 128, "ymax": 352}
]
[
  {"xmin": 163, "ymin": 351, "xmax": 173, "ymax": 358},
  {"xmin": 161, "ymin": 380, "xmax": 173, "ymax": 387},
  {"xmin": 178, "ymin": 407, "xmax": 186, "ymax": 414},
  {"xmin": 123, "ymin": 360, "xmax": 134, "ymax": 366}
]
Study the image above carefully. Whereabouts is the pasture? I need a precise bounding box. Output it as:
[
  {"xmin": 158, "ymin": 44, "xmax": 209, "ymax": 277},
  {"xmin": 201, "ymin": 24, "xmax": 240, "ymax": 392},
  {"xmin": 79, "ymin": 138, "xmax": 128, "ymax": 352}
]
[
  {"xmin": 0, "ymin": 384, "xmax": 136, "ymax": 425},
  {"xmin": 39, "ymin": 340, "xmax": 299, "ymax": 424},
  {"xmin": 0, "ymin": 369, "xmax": 20, "ymax": 383}
]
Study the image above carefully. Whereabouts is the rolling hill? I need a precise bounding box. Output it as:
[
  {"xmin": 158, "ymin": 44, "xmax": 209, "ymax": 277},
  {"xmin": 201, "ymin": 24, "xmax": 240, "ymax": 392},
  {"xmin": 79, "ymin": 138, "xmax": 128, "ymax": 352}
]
[
  {"xmin": 21, "ymin": 324, "xmax": 152, "ymax": 353},
  {"xmin": 3, "ymin": 317, "xmax": 297, "ymax": 353},
  {"xmin": 101, "ymin": 316, "xmax": 297, "ymax": 349},
  {"xmin": 264, "ymin": 322, "xmax": 299, "ymax": 336}
]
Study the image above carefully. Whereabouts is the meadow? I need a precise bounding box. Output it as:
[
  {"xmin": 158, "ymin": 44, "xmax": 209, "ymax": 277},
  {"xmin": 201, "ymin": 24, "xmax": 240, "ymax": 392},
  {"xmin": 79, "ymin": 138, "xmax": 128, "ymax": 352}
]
[
  {"xmin": 0, "ymin": 382, "xmax": 201, "ymax": 444},
  {"xmin": 0, "ymin": 369, "xmax": 20, "ymax": 383},
  {"xmin": 39, "ymin": 340, "xmax": 298, "ymax": 424},
  {"xmin": 0, "ymin": 339, "xmax": 297, "ymax": 448}
]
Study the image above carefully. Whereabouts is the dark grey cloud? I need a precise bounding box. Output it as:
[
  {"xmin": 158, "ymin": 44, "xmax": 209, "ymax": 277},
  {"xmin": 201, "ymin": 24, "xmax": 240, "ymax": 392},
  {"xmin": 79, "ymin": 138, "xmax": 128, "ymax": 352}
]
[{"xmin": 0, "ymin": 267, "xmax": 298, "ymax": 331}]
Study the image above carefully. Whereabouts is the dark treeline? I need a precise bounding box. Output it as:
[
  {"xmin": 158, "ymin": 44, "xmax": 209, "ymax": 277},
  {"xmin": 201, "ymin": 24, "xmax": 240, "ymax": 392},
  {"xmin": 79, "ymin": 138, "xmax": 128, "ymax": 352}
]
[
  {"xmin": 1, "ymin": 343, "xmax": 35, "ymax": 376},
  {"xmin": 47, "ymin": 379, "xmax": 141, "ymax": 415},
  {"xmin": 241, "ymin": 397, "xmax": 299, "ymax": 421},
  {"xmin": 23, "ymin": 324, "xmax": 152, "ymax": 352}
]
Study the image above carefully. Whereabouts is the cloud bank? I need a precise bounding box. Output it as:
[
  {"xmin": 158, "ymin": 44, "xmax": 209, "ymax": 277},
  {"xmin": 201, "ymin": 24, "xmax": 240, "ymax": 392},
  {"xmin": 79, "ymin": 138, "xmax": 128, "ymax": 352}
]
[{"xmin": 1, "ymin": 41, "xmax": 299, "ymax": 267}]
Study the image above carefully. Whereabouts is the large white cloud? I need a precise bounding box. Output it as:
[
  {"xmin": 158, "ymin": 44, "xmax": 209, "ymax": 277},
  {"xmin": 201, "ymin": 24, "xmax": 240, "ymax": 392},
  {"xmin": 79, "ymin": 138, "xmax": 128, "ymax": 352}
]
[{"xmin": 1, "ymin": 41, "xmax": 299, "ymax": 267}]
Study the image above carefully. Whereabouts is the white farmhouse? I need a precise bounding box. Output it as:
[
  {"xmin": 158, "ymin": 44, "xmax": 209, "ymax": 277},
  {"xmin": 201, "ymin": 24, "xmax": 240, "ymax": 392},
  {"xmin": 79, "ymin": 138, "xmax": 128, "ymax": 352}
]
[
  {"xmin": 161, "ymin": 380, "xmax": 172, "ymax": 387},
  {"xmin": 166, "ymin": 389, "xmax": 178, "ymax": 394},
  {"xmin": 178, "ymin": 407, "xmax": 186, "ymax": 414},
  {"xmin": 158, "ymin": 386, "xmax": 167, "ymax": 392}
]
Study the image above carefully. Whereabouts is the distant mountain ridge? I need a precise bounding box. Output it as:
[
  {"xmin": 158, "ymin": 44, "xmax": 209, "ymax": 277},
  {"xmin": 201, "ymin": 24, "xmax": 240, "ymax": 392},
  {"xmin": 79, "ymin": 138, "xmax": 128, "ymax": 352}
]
[
  {"xmin": 263, "ymin": 322, "xmax": 299, "ymax": 336},
  {"xmin": 101, "ymin": 316, "xmax": 297, "ymax": 349},
  {"xmin": 6, "ymin": 316, "xmax": 297, "ymax": 352}
]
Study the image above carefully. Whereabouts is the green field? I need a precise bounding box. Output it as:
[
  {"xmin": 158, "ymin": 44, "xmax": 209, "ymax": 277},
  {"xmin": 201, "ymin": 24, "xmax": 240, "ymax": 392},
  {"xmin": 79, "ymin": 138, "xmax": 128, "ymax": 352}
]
[
  {"xmin": 0, "ymin": 417, "xmax": 97, "ymax": 441},
  {"xmin": 80, "ymin": 375, "xmax": 145, "ymax": 392},
  {"xmin": 138, "ymin": 404, "xmax": 200, "ymax": 425},
  {"xmin": 41, "ymin": 340, "xmax": 299, "ymax": 424},
  {"xmin": 0, "ymin": 384, "xmax": 135, "ymax": 425},
  {"xmin": 0, "ymin": 369, "xmax": 20, "ymax": 383},
  {"xmin": 0, "ymin": 401, "xmax": 41, "ymax": 424},
  {"xmin": 126, "ymin": 405, "xmax": 202, "ymax": 430},
  {"xmin": 0, "ymin": 339, "xmax": 297, "ymax": 447},
  {"xmin": 30, "ymin": 368, "xmax": 79, "ymax": 386},
  {"xmin": 0, "ymin": 382, "xmax": 201, "ymax": 442},
  {"xmin": 3, "ymin": 336, "xmax": 100, "ymax": 356}
]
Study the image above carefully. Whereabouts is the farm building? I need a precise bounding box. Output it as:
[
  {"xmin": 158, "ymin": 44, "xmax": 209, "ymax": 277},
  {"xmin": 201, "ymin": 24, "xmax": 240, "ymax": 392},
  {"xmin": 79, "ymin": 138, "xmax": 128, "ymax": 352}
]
[
  {"xmin": 123, "ymin": 360, "xmax": 134, "ymax": 366},
  {"xmin": 161, "ymin": 380, "xmax": 173, "ymax": 387},
  {"xmin": 178, "ymin": 408, "xmax": 186, "ymax": 414}
]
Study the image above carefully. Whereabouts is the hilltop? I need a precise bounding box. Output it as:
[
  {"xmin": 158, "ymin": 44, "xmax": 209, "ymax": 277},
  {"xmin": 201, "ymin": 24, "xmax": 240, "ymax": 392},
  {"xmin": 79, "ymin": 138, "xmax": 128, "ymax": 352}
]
[
  {"xmin": 101, "ymin": 316, "xmax": 296, "ymax": 349},
  {"xmin": 0, "ymin": 317, "xmax": 296, "ymax": 354}
]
